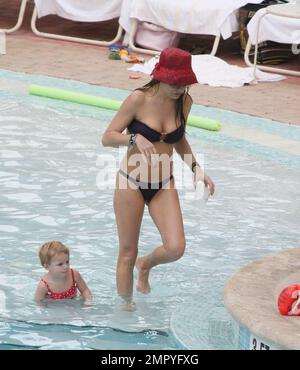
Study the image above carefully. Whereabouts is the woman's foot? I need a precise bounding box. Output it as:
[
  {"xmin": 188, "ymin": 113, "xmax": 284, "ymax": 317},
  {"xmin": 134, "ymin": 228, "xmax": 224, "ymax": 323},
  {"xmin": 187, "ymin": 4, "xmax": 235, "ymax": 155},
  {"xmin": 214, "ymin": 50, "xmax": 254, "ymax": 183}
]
[
  {"xmin": 117, "ymin": 296, "xmax": 137, "ymax": 312},
  {"xmin": 121, "ymin": 301, "xmax": 136, "ymax": 312},
  {"xmin": 135, "ymin": 256, "xmax": 151, "ymax": 294}
]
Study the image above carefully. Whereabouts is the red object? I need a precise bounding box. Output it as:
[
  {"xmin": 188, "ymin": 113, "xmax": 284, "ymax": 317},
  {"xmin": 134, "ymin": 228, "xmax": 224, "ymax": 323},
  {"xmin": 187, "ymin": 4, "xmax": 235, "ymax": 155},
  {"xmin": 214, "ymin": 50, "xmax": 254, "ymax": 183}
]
[
  {"xmin": 278, "ymin": 284, "xmax": 300, "ymax": 315},
  {"xmin": 151, "ymin": 48, "xmax": 198, "ymax": 86}
]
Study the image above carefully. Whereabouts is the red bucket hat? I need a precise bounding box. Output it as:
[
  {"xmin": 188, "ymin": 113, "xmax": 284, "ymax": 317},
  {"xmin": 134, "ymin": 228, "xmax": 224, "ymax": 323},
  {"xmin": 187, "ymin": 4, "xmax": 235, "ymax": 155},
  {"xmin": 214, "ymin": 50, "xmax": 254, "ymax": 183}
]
[{"xmin": 151, "ymin": 48, "xmax": 198, "ymax": 86}]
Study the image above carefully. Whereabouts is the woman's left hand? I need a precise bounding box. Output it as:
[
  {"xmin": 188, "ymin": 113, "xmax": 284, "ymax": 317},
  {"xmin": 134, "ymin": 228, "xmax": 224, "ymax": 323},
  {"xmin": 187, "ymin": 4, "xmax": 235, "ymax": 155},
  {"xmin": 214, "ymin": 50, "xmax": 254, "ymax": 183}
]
[{"xmin": 193, "ymin": 167, "xmax": 215, "ymax": 195}]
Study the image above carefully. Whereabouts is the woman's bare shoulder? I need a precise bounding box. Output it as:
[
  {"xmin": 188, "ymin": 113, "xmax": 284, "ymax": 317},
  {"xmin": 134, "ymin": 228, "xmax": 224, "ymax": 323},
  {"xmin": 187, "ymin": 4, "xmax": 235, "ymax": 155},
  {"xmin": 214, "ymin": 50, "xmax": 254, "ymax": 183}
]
[
  {"xmin": 117, "ymin": 90, "xmax": 145, "ymax": 112},
  {"xmin": 127, "ymin": 89, "xmax": 146, "ymax": 104}
]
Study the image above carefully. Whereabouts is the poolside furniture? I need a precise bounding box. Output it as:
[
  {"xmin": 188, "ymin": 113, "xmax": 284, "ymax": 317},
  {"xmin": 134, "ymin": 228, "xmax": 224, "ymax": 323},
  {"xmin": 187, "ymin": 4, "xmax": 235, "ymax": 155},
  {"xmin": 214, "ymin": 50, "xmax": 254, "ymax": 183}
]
[
  {"xmin": 30, "ymin": 0, "xmax": 124, "ymax": 46},
  {"xmin": 244, "ymin": 3, "xmax": 300, "ymax": 77},
  {"xmin": 0, "ymin": 0, "xmax": 28, "ymax": 33},
  {"xmin": 119, "ymin": 0, "xmax": 265, "ymax": 55}
]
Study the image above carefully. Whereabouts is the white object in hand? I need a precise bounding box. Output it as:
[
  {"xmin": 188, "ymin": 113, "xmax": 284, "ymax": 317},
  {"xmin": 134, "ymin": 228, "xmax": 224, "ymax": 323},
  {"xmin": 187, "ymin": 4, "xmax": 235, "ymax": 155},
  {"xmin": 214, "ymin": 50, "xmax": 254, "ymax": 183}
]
[
  {"xmin": 0, "ymin": 31, "xmax": 6, "ymax": 55},
  {"xmin": 194, "ymin": 182, "xmax": 210, "ymax": 205}
]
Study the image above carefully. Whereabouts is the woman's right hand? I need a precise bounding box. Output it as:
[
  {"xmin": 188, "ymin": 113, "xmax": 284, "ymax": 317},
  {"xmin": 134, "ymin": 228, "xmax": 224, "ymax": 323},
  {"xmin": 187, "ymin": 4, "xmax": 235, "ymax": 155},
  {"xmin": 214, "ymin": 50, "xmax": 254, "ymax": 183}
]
[{"xmin": 135, "ymin": 134, "xmax": 158, "ymax": 166}]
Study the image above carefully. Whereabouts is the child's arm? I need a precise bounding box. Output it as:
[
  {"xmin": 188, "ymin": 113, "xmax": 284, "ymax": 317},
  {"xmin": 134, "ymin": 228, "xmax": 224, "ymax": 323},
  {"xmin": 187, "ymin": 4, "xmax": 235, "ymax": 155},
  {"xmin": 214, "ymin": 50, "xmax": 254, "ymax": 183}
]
[
  {"xmin": 74, "ymin": 270, "xmax": 92, "ymax": 300},
  {"xmin": 34, "ymin": 281, "xmax": 48, "ymax": 302}
]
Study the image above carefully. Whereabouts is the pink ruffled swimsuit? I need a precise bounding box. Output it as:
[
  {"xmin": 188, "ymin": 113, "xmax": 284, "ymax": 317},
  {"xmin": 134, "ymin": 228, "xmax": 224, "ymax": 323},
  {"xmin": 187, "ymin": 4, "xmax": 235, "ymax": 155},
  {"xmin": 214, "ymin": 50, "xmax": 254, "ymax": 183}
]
[{"xmin": 41, "ymin": 268, "xmax": 77, "ymax": 299}]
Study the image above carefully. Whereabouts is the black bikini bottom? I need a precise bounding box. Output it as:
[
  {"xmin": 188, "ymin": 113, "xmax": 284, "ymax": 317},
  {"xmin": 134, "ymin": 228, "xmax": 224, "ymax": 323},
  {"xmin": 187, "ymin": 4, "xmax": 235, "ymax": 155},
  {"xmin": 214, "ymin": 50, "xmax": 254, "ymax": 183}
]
[{"xmin": 119, "ymin": 169, "xmax": 173, "ymax": 205}]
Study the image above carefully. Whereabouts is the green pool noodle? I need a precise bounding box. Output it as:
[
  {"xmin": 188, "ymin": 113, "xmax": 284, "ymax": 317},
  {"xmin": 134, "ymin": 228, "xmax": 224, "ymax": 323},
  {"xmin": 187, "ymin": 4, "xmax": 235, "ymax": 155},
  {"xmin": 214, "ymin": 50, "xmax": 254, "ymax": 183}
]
[
  {"xmin": 29, "ymin": 84, "xmax": 222, "ymax": 131},
  {"xmin": 187, "ymin": 115, "xmax": 222, "ymax": 131},
  {"xmin": 29, "ymin": 84, "xmax": 122, "ymax": 111}
]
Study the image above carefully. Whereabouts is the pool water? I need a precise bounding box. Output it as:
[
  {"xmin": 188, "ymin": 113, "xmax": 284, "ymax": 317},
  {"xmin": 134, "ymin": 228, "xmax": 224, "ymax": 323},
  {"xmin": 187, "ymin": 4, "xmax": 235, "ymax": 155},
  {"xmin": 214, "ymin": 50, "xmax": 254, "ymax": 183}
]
[{"xmin": 0, "ymin": 70, "xmax": 300, "ymax": 349}]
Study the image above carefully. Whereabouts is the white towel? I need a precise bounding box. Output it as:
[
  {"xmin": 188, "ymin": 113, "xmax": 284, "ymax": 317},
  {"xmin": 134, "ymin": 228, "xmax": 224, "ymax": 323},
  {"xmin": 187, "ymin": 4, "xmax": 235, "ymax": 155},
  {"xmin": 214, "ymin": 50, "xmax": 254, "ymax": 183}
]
[
  {"xmin": 247, "ymin": 5, "xmax": 300, "ymax": 44},
  {"xmin": 120, "ymin": 0, "xmax": 265, "ymax": 39},
  {"xmin": 34, "ymin": 0, "xmax": 122, "ymax": 22},
  {"xmin": 128, "ymin": 55, "xmax": 285, "ymax": 88}
]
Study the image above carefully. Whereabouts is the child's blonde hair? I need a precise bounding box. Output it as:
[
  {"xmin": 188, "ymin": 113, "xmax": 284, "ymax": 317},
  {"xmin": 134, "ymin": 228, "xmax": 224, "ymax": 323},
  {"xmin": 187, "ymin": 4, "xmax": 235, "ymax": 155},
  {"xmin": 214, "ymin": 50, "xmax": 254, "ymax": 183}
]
[{"xmin": 39, "ymin": 241, "xmax": 69, "ymax": 267}]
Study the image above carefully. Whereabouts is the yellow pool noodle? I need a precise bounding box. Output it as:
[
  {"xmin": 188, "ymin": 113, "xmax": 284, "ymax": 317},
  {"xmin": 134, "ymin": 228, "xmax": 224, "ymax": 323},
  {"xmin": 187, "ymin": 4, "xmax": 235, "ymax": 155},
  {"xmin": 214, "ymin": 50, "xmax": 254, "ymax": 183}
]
[{"xmin": 29, "ymin": 85, "xmax": 222, "ymax": 131}]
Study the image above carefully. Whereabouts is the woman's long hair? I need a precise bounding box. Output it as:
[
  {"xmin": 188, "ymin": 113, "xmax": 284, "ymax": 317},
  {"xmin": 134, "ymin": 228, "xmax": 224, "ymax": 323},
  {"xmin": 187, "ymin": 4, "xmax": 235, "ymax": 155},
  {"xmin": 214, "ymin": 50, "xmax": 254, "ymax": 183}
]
[{"xmin": 135, "ymin": 79, "xmax": 191, "ymax": 129}]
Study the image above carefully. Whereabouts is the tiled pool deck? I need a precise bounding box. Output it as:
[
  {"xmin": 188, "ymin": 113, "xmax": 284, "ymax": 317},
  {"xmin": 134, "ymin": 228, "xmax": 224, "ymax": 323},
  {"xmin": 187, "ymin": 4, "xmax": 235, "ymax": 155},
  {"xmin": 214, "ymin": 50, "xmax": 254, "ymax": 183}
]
[{"xmin": 0, "ymin": 0, "xmax": 299, "ymax": 126}]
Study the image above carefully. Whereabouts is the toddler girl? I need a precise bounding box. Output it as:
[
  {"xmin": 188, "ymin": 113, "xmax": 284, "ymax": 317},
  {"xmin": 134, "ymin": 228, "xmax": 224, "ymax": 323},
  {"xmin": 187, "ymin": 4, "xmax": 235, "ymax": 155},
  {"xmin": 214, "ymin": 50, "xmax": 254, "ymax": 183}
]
[{"xmin": 34, "ymin": 241, "xmax": 92, "ymax": 301}]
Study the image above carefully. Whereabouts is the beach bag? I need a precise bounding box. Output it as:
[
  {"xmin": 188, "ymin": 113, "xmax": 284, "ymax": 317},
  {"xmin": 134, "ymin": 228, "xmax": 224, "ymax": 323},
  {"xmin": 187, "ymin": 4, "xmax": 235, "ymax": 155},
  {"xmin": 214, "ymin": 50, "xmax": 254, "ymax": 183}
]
[
  {"xmin": 136, "ymin": 22, "xmax": 180, "ymax": 51},
  {"xmin": 239, "ymin": 0, "xmax": 295, "ymax": 65}
]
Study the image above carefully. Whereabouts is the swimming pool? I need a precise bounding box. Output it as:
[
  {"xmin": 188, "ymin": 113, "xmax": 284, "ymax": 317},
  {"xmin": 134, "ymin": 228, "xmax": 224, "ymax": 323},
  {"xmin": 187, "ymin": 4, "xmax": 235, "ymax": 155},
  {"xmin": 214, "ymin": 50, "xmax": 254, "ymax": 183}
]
[{"xmin": 0, "ymin": 69, "xmax": 300, "ymax": 349}]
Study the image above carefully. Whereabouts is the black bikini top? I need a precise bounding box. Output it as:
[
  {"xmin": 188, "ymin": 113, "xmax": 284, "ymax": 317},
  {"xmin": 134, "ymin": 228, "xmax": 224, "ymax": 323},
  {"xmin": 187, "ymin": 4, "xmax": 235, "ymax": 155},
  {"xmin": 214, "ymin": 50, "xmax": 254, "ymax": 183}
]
[{"xmin": 127, "ymin": 118, "xmax": 184, "ymax": 144}]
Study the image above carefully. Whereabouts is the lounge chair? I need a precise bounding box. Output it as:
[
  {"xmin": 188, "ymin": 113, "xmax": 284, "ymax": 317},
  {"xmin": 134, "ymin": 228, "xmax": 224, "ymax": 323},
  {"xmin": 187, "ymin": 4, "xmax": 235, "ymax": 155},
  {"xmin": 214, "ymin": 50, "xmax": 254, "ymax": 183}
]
[
  {"xmin": 244, "ymin": 3, "xmax": 300, "ymax": 77},
  {"xmin": 1, "ymin": 0, "xmax": 28, "ymax": 33},
  {"xmin": 119, "ymin": 0, "xmax": 265, "ymax": 55},
  {"xmin": 31, "ymin": 0, "xmax": 124, "ymax": 46}
]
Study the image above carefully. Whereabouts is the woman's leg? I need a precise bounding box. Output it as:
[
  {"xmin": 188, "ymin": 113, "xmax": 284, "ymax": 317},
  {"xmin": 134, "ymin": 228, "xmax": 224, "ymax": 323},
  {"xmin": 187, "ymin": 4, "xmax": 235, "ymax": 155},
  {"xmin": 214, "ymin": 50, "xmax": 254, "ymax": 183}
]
[
  {"xmin": 136, "ymin": 179, "xmax": 185, "ymax": 293},
  {"xmin": 114, "ymin": 174, "xmax": 145, "ymax": 302}
]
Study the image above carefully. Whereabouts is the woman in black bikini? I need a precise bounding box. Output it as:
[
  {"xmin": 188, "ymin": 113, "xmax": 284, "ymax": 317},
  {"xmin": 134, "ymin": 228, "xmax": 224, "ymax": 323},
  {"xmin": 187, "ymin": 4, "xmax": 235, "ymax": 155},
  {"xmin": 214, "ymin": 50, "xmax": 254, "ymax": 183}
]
[{"xmin": 102, "ymin": 48, "xmax": 215, "ymax": 308}]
